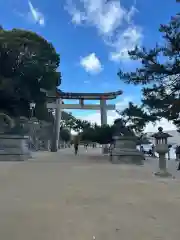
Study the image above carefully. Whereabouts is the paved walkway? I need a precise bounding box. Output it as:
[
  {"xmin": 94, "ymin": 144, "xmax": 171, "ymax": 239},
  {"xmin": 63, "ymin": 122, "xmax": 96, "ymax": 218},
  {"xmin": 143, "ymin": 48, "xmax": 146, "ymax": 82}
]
[{"xmin": 0, "ymin": 147, "xmax": 180, "ymax": 240}]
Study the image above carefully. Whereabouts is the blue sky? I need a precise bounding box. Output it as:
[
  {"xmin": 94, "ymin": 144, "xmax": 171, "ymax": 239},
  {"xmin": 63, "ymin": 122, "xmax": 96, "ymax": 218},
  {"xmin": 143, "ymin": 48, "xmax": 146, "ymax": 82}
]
[{"xmin": 0, "ymin": 0, "xmax": 179, "ymax": 130}]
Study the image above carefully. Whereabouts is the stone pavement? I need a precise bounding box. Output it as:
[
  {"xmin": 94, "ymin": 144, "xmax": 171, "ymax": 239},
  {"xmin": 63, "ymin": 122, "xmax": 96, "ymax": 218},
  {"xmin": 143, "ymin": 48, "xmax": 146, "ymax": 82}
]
[{"xmin": 0, "ymin": 146, "xmax": 180, "ymax": 240}]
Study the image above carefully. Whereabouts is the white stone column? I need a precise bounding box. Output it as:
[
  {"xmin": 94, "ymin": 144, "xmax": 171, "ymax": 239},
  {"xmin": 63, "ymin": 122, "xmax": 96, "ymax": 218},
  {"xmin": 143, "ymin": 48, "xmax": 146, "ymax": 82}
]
[{"xmin": 51, "ymin": 98, "xmax": 62, "ymax": 152}]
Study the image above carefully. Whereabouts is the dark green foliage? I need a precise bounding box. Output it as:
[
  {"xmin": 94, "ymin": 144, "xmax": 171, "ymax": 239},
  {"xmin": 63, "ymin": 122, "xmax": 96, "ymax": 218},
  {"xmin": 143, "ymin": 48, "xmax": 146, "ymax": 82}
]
[
  {"xmin": 80, "ymin": 127, "xmax": 96, "ymax": 143},
  {"xmin": 118, "ymin": 13, "xmax": 180, "ymax": 129},
  {"xmin": 61, "ymin": 113, "xmax": 91, "ymax": 133},
  {"xmin": 72, "ymin": 119, "xmax": 91, "ymax": 132},
  {"xmin": 93, "ymin": 125, "xmax": 113, "ymax": 144},
  {"xmin": 80, "ymin": 103, "xmax": 155, "ymax": 144},
  {"xmin": 120, "ymin": 102, "xmax": 157, "ymax": 134},
  {"xmin": 81, "ymin": 124, "xmax": 113, "ymax": 144},
  {"xmin": 0, "ymin": 27, "xmax": 61, "ymax": 117},
  {"xmin": 35, "ymin": 103, "xmax": 54, "ymax": 122},
  {"xmin": 60, "ymin": 128, "xmax": 71, "ymax": 143}
]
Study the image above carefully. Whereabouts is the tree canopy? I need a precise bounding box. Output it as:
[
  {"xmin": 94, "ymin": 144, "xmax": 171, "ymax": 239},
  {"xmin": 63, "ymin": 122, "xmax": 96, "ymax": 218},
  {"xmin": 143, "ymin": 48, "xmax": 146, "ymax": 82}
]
[
  {"xmin": 80, "ymin": 124, "xmax": 113, "ymax": 144},
  {"xmin": 118, "ymin": 13, "xmax": 180, "ymax": 129},
  {"xmin": 61, "ymin": 112, "xmax": 91, "ymax": 133},
  {"xmin": 0, "ymin": 27, "xmax": 61, "ymax": 117},
  {"xmin": 60, "ymin": 128, "xmax": 71, "ymax": 143},
  {"xmin": 118, "ymin": 102, "xmax": 157, "ymax": 134}
]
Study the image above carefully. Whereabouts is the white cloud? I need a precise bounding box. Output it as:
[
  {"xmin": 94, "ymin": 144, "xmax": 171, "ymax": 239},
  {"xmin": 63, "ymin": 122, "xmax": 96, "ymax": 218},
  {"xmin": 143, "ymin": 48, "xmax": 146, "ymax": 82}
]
[
  {"xmin": 109, "ymin": 26, "xmax": 143, "ymax": 61},
  {"xmin": 65, "ymin": 0, "xmax": 143, "ymax": 62},
  {"xmin": 144, "ymin": 119, "xmax": 176, "ymax": 133},
  {"xmin": 65, "ymin": 3, "xmax": 86, "ymax": 24},
  {"xmin": 66, "ymin": 0, "xmax": 125, "ymax": 35},
  {"xmin": 80, "ymin": 53, "xmax": 102, "ymax": 74},
  {"xmin": 28, "ymin": 0, "xmax": 45, "ymax": 26},
  {"xmin": 126, "ymin": 5, "xmax": 138, "ymax": 24}
]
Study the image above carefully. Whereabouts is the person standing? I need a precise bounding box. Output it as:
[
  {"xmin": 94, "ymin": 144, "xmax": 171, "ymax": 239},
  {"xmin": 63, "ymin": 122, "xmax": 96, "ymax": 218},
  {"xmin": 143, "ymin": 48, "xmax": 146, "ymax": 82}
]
[
  {"xmin": 167, "ymin": 144, "xmax": 172, "ymax": 160},
  {"xmin": 175, "ymin": 145, "xmax": 180, "ymax": 170},
  {"xmin": 140, "ymin": 145, "xmax": 146, "ymax": 160},
  {"xmin": 140, "ymin": 145, "xmax": 144, "ymax": 153},
  {"xmin": 84, "ymin": 143, "xmax": 88, "ymax": 150},
  {"xmin": 178, "ymin": 161, "xmax": 180, "ymax": 171}
]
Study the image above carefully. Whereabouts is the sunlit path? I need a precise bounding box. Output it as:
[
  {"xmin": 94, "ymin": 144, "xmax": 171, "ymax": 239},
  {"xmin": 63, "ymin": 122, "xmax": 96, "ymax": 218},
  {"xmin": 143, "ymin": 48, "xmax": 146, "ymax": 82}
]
[{"xmin": 0, "ymin": 148, "xmax": 180, "ymax": 240}]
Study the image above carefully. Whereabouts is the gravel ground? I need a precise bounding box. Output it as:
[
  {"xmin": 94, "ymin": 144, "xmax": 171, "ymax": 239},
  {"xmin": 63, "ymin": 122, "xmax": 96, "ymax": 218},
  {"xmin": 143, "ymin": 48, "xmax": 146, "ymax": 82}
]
[{"xmin": 0, "ymin": 147, "xmax": 180, "ymax": 240}]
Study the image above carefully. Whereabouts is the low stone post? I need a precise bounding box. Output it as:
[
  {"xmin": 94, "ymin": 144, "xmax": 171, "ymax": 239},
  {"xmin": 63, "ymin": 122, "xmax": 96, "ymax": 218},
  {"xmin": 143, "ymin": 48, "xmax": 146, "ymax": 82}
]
[
  {"xmin": 151, "ymin": 127, "xmax": 172, "ymax": 177},
  {"xmin": 0, "ymin": 114, "xmax": 31, "ymax": 161},
  {"xmin": 110, "ymin": 118, "xmax": 144, "ymax": 165}
]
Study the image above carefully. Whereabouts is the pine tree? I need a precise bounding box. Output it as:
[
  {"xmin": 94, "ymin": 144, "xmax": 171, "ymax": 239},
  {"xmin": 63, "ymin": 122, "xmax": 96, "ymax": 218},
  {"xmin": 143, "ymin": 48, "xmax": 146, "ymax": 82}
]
[{"xmin": 118, "ymin": 13, "xmax": 180, "ymax": 129}]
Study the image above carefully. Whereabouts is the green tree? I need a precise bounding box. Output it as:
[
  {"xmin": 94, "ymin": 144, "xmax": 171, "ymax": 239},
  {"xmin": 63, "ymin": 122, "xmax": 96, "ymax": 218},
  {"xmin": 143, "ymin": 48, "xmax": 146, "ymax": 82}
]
[
  {"xmin": 94, "ymin": 125, "xmax": 113, "ymax": 144},
  {"xmin": 35, "ymin": 104, "xmax": 54, "ymax": 122},
  {"xmin": 60, "ymin": 128, "xmax": 71, "ymax": 143},
  {"xmin": 72, "ymin": 119, "xmax": 91, "ymax": 132},
  {"xmin": 80, "ymin": 127, "xmax": 96, "ymax": 143},
  {"xmin": 118, "ymin": 13, "xmax": 180, "ymax": 129},
  {"xmin": 61, "ymin": 113, "xmax": 77, "ymax": 131},
  {"xmin": 0, "ymin": 28, "xmax": 60, "ymax": 117},
  {"xmin": 116, "ymin": 102, "xmax": 157, "ymax": 135},
  {"xmin": 81, "ymin": 124, "xmax": 113, "ymax": 144}
]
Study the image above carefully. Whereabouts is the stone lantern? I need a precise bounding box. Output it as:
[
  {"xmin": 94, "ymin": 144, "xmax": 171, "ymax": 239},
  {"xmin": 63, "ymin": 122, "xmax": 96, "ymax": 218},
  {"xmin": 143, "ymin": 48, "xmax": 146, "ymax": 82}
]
[{"xmin": 151, "ymin": 127, "xmax": 172, "ymax": 177}]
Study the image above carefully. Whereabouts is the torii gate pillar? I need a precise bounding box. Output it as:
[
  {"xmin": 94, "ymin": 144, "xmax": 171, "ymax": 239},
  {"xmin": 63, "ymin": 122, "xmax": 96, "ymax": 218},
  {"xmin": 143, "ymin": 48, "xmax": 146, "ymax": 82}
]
[
  {"xmin": 51, "ymin": 99, "xmax": 62, "ymax": 152},
  {"xmin": 100, "ymin": 99, "xmax": 107, "ymax": 125},
  {"xmin": 100, "ymin": 99, "xmax": 109, "ymax": 154}
]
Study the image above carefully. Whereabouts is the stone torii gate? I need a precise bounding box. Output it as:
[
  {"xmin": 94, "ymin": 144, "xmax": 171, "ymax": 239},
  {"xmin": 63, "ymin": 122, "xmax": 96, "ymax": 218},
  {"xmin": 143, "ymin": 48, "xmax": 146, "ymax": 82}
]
[{"xmin": 47, "ymin": 89, "xmax": 123, "ymax": 152}]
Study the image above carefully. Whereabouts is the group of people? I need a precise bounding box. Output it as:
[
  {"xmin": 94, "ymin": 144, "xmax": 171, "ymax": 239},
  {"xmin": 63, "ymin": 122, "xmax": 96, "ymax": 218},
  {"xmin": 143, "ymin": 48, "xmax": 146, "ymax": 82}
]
[
  {"xmin": 140, "ymin": 144, "xmax": 180, "ymax": 171},
  {"xmin": 73, "ymin": 141, "xmax": 180, "ymax": 171},
  {"xmin": 140, "ymin": 145, "xmax": 155, "ymax": 157},
  {"xmin": 73, "ymin": 142, "xmax": 97, "ymax": 155}
]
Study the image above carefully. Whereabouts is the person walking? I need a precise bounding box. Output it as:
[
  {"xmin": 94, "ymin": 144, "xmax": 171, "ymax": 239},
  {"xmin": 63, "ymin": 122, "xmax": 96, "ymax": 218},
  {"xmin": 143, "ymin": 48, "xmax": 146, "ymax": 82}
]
[
  {"xmin": 151, "ymin": 144, "xmax": 155, "ymax": 157},
  {"xmin": 74, "ymin": 142, "xmax": 79, "ymax": 155},
  {"xmin": 74, "ymin": 136, "xmax": 79, "ymax": 155}
]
